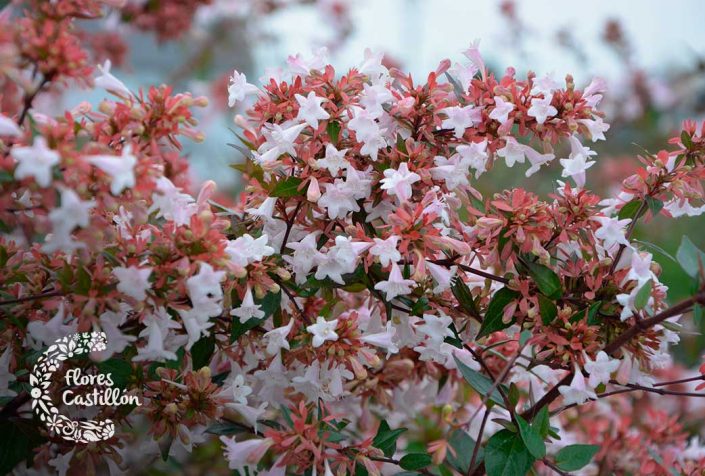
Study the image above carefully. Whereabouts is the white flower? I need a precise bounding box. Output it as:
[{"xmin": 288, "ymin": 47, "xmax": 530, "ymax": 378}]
[
  {"xmin": 360, "ymin": 83, "xmax": 394, "ymax": 118},
  {"xmin": 48, "ymin": 448, "xmax": 75, "ymax": 476},
  {"xmin": 456, "ymin": 140, "xmax": 489, "ymax": 178},
  {"xmin": 287, "ymin": 47, "xmax": 328, "ymax": 76},
  {"xmin": 295, "ymin": 91, "xmax": 330, "ymax": 128},
  {"xmin": 315, "ymin": 236, "xmax": 370, "ymax": 284},
  {"xmin": 358, "ymin": 48, "xmax": 389, "ymax": 82},
  {"xmin": 226, "ymin": 234, "xmax": 275, "ymax": 268},
  {"xmin": 524, "ymin": 146, "xmax": 555, "ymax": 177},
  {"xmin": 370, "ymin": 235, "xmax": 401, "ymax": 266},
  {"xmin": 663, "ymin": 198, "xmax": 705, "ymax": 218},
  {"xmin": 380, "ymin": 162, "xmax": 420, "ymax": 202},
  {"xmin": 531, "ymin": 73, "xmax": 560, "ymax": 96},
  {"xmin": 48, "ymin": 188, "xmax": 94, "ymax": 234},
  {"xmin": 0, "ymin": 345, "xmax": 16, "ymax": 397},
  {"xmin": 134, "ymin": 308, "xmax": 180, "ymax": 362},
  {"xmin": 149, "ymin": 177, "xmax": 198, "ymax": 226},
  {"xmin": 417, "ymin": 312, "xmax": 454, "ymax": 346},
  {"xmin": 245, "ymin": 197, "xmax": 277, "ymax": 220},
  {"xmin": 88, "ymin": 145, "xmax": 137, "ymax": 195},
  {"xmin": 221, "ymin": 374, "xmax": 252, "ymax": 405},
  {"xmin": 496, "ymin": 137, "xmax": 526, "ymax": 168},
  {"xmin": 228, "ymin": 70, "xmax": 260, "ymax": 107},
  {"xmin": 318, "ymin": 179, "xmax": 359, "ymax": 219},
  {"xmin": 584, "ymin": 351, "xmax": 620, "ymax": 388},
  {"xmin": 583, "ymin": 77, "xmax": 607, "ymax": 107},
  {"xmin": 26, "ymin": 303, "xmax": 77, "ymax": 350},
  {"xmin": 12, "ymin": 137, "xmax": 60, "ymax": 187},
  {"xmin": 112, "ymin": 266, "xmax": 152, "ymax": 301},
  {"xmin": 263, "ymin": 319, "xmax": 294, "ymax": 355},
  {"xmin": 220, "ymin": 436, "xmax": 272, "ymax": 472},
  {"xmin": 430, "ymin": 154, "xmax": 471, "ymax": 190},
  {"xmin": 622, "ymin": 251, "xmax": 654, "ymax": 286},
  {"xmin": 230, "ymin": 287, "xmax": 265, "ymax": 324},
  {"xmin": 95, "ymin": 60, "xmax": 132, "ymax": 98},
  {"xmin": 186, "ymin": 262, "xmax": 226, "ymax": 310},
  {"xmin": 360, "ymin": 322, "xmax": 398, "ymax": 356},
  {"xmin": 374, "ymin": 262, "xmax": 416, "ymax": 300},
  {"xmin": 306, "ymin": 316, "xmax": 339, "ymax": 348},
  {"xmin": 316, "ymin": 144, "xmax": 349, "ymax": 176},
  {"xmin": 348, "ymin": 109, "xmax": 386, "ymax": 161},
  {"xmin": 593, "ymin": 216, "xmax": 631, "ymax": 249},
  {"xmin": 683, "ymin": 437, "xmax": 705, "ymax": 461},
  {"xmin": 448, "ymin": 61, "xmax": 478, "ymax": 91},
  {"xmin": 261, "ymin": 122, "xmax": 306, "ymax": 158},
  {"xmin": 578, "ymin": 117, "xmax": 610, "ymax": 142},
  {"xmin": 559, "ymin": 135, "xmax": 596, "ymax": 188},
  {"xmin": 527, "ymin": 96, "xmax": 557, "ymax": 125},
  {"xmin": 558, "ymin": 365, "xmax": 597, "ymax": 406},
  {"xmin": 285, "ymin": 232, "xmax": 325, "ymax": 284},
  {"xmin": 0, "ymin": 113, "xmax": 21, "ymax": 137},
  {"xmin": 440, "ymin": 105, "xmax": 480, "ymax": 138},
  {"xmin": 489, "ymin": 96, "xmax": 515, "ymax": 124},
  {"xmin": 425, "ymin": 261, "xmax": 457, "ymax": 294},
  {"xmin": 179, "ymin": 307, "xmax": 215, "ymax": 350}
]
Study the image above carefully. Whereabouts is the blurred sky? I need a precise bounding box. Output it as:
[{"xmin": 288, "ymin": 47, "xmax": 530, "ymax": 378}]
[{"xmin": 258, "ymin": 0, "xmax": 705, "ymax": 82}]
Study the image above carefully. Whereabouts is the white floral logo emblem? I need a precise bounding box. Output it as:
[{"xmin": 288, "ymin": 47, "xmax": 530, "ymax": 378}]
[{"xmin": 29, "ymin": 332, "xmax": 115, "ymax": 443}]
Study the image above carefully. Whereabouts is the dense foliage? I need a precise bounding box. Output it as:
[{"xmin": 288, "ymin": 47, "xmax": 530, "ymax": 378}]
[{"xmin": 1, "ymin": 1, "xmax": 705, "ymax": 475}]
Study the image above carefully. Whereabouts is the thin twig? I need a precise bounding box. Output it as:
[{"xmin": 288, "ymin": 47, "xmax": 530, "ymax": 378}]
[
  {"xmin": 0, "ymin": 290, "xmax": 63, "ymax": 306},
  {"xmin": 468, "ymin": 407, "xmax": 490, "ymax": 475}
]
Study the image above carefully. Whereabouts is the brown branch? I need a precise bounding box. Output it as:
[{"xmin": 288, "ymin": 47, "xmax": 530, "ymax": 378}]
[
  {"xmin": 603, "ymin": 290, "xmax": 705, "ymax": 355},
  {"xmin": 468, "ymin": 407, "xmax": 490, "ymax": 475},
  {"xmin": 0, "ymin": 290, "xmax": 63, "ymax": 306},
  {"xmin": 520, "ymin": 372, "xmax": 572, "ymax": 420},
  {"xmin": 430, "ymin": 258, "xmax": 509, "ymax": 285},
  {"xmin": 17, "ymin": 76, "xmax": 51, "ymax": 126}
]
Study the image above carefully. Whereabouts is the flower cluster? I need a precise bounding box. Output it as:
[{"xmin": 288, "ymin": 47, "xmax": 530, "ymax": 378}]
[{"xmin": 2, "ymin": 3, "xmax": 705, "ymax": 475}]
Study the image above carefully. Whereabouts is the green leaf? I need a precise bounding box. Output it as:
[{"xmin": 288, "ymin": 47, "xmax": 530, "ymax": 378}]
[
  {"xmin": 587, "ymin": 301, "xmax": 603, "ymax": 326},
  {"xmin": 554, "ymin": 444, "xmax": 600, "ymax": 471},
  {"xmin": 0, "ymin": 419, "xmax": 46, "ymax": 474},
  {"xmin": 452, "ymin": 278, "xmax": 480, "ymax": 319},
  {"xmin": 525, "ymin": 261, "xmax": 562, "ymax": 299},
  {"xmin": 191, "ymin": 335, "xmax": 215, "ymax": 369},
  {"xmin": 231, "ymin": 291, "xmax": 281, "ymax": 342},
  {"xmin": 538, "ymin": 295, "xmax": 557, "ymax": 325},
  {"xmin": 519, "ymin": 329, "xmax": 532, "ymax": 346},
  {"xmin": 484, "ymin": 429, "xmax": 535, "ymax": 476},
  {"xmin": 446, "ymin": 429, "xmax": 481, "ymax": 473},
  {"xmin": 645, "ymin": 196, "xmax": 664, "ymax": 216},
  {"xmin": 677, "ymin": 236, "xmax": 705, "ymax": 278},
  {"xmin": 516, "ymin": 414, "xmax": 546, "ymax": 459},
  {"xmin": 477, "ymin": 288, "xmax": 520, "ymax": 339},
  {"xmin": 205, "ymin": 421, "xmax": 252, "ymax": 435},
  {"xmin": 372, "ymin": 421, "xmax": 407, "ymax": 457},
  {"xmin": 98, "ymin": 359, "xmax": 132, "ymax": 389},
  {"xmin": 399, "ymin": 453, "xmax": 432, "ymax": 471},
  {"xmin": 618, "ymin": 199, "xmax": 643, "ymax": 220},
  {"xmin": 270, "ymin": 176, "xmax": 305, "ymax": 197},
  {"xmin": 75, "ymin": 265, "xmax": 92, "ymax": 295},
  {"xmin": 454, "ymin": 356, "xmax": 507, "ymax": 408},
  {"xmin": 634, "ymin": 279, "xmax": 653, "ymax": 310},
  {"xmin": 327, "ymin": 121, "xmax": 341, "ymax": 145},
  {"xmin": 534, "ymin": 406, "xmax": 550, "ymax": 438},
  {"xmin": 681, "ymin": 130, "xmax": 693, "ymax": 148}
]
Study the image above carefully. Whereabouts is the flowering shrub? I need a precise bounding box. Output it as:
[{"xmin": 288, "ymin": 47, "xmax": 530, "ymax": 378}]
[{"xmin": 2, "ymin": 2, "xmax": 705, "ymax": 475}]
